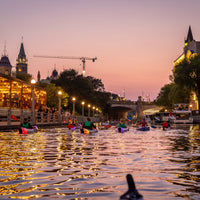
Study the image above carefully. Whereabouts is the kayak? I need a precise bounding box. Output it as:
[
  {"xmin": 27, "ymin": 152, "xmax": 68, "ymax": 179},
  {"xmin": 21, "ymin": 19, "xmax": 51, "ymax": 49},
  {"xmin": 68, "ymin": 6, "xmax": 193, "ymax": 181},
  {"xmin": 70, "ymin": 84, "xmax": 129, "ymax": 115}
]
[
  {"xmin": 117, "ymin": 127, "xmax": 129, "ymax": 133},
  {"xmin": 80, "ymin": 128, "xmax": 98, "ymax": 134},
  {"xmin": 102, "ymin": 122, "xmax": 110, "ymax": 126},
  {"xmin": 136, "ymin": 126, "xmax": 150, "ymax": 131},
  {"xmin": 99, "ymin": 124, "xmax": 112, "ymax": 130},
  {"xmin": 67, "ymin": 124, "xmax": 82, "ymax": 130},
  {"xmin": 19, "ymin": 126, "xmax": 38, "ymax": 134}
]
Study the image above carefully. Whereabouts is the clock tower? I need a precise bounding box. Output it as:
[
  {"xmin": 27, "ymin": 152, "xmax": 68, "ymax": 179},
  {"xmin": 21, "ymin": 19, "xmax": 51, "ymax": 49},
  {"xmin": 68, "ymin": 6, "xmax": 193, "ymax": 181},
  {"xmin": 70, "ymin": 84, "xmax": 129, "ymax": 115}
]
[{"xmin": 16, "ymin": 39, "xmax": 28, "ymax": 74}]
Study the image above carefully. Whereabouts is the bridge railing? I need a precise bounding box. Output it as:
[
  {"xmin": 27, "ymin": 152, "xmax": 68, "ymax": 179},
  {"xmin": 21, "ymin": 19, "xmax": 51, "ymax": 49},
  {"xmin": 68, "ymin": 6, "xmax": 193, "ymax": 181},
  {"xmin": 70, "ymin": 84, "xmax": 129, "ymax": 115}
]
[
  {"xmin": 110, "ymin": 100, "xmax": 155, "ymax": 105},
  {"xmin": 110, "ymin": 100, "xmax": 136, "ymax": 105}
]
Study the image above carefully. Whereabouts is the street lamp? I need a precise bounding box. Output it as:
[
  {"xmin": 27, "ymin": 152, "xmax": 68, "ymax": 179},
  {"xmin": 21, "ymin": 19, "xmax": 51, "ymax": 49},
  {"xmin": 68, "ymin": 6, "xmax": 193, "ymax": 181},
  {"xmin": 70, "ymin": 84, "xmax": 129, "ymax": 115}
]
[
  {"xmin": 58, "ymin": 91, "xmax": 62, "ymax": 122},
  {"xmin": 31, "ymin": 79, "xmax": 36, "ymax": 124},
  {"xmin": 72, "ymin": 97, "xmax": 76, "ymax": 118},
  {"xmin": 88, "ymin": 104, "xmax": 91, "ymax": 117},
  {"xmin": 81, "ymin": 101, "xmax": 85, "ymax": 116},
  {"xmin": 92, "ymin": 106, "xmax": 95, "ymax": 117},
  {"xmin": 95, "ymin": 108, "xmax": 99, "ymax": 122}
]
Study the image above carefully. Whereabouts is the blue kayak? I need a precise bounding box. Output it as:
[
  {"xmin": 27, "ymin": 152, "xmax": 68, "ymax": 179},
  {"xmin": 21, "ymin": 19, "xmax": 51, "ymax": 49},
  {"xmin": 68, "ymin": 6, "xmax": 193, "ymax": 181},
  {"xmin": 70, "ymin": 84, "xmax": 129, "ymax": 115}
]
[{"xmin": 136, "ymin": 126, "xmax": 150, "ymax": 131}]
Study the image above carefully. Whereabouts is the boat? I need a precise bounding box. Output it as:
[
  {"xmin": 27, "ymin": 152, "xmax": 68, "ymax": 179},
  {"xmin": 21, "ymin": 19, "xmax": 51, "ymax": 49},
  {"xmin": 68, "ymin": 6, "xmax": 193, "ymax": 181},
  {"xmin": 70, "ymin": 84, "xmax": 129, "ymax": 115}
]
[
  {"xmin": 67, "ymin": 123, "xmax": 82, "ymax": 130},
  {"xmin": 117, "ymin": 127, "xmax": 129, "ymax": 133},
  {"xmin": 102, "ymin": 122, "xmax": 110, "ymax": 126},
  {"xmin": 170, "ymin": 103, "xmax": 193, "ymax": 124},
  {"xmin": 80, "ymin": 128, "xmax": 98, "ymax": 134},
  {"xmin": 99, "ymin": 124, "xmax": 112, "ymax": 130},
  {"xmin": 19, "ymin": 126, "xmax": 38, "ymax": 134},
  {"xmin": 136, "ymin": 126, "xmax": 150, "ymax": 131},
  {"xmin": 154, "ymin": 112, "xmax": 172, "ymax": 123}
]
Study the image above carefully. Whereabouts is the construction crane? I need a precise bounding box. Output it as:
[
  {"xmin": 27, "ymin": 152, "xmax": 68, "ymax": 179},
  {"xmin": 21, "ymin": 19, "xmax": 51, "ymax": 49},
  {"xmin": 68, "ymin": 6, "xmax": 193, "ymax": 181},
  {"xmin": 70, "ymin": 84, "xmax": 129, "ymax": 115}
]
[{"xmin": 34, "ymin": 55, "xmax": 97, "ymax": 77}]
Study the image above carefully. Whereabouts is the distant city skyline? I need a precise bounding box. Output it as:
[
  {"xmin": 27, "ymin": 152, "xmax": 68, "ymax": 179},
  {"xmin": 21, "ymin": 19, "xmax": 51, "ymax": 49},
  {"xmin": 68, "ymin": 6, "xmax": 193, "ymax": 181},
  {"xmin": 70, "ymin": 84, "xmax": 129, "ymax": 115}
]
[{"xmin": 1, "ymin": 0, "xmax": 200, "ymax": 101}]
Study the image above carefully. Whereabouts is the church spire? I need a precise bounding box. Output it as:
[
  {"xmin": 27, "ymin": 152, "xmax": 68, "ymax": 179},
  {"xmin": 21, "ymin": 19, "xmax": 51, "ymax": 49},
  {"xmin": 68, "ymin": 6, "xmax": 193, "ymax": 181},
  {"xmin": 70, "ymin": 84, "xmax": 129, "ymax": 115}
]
[
  {"xmin": 16, "ymin": 37, "xmax": 28, "ymax": 74},
  {"xmin": 185, "ymin": 26, "xmax": 194, "ymax": 44},
  {"xmin": 37, "ymin": 70, "xmax": 41, "ymax": 82},
  {"xmin": 18, "ymin": 42, "xmax": 26, "ymax": 59},
  {"xmin": 3, "ymin": 41, "xmax": 7, "ymax": 56}
]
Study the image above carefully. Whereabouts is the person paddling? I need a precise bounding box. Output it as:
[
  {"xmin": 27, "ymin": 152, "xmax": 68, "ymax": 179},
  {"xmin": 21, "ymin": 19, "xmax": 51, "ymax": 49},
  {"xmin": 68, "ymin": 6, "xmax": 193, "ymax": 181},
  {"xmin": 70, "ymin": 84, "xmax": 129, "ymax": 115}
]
[
  {"xmin": 21, "ymin": 118, "xmax": 32, "ymax": 129},
  {"xmin": 82, "ymin": 117, "xmax": 96, "ymax": 130},
  {"xmin": 118, "ymin": 119, "xmax": 127, "ymax": 128},
  {"xmin": 162, "ymin": 120, "xmax": 169, "ymax": 130},
  {"xmin": 140, "ymin": 118, "xmax": 147, "ymax": 127}
]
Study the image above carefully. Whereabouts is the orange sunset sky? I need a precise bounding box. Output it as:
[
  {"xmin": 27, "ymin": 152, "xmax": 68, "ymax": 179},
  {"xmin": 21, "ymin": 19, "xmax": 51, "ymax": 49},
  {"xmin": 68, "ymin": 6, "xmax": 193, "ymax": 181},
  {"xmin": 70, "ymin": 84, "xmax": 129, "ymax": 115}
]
[{"xmin": 1, "ymin": 0, "xmax": 200, "ymax": 100}]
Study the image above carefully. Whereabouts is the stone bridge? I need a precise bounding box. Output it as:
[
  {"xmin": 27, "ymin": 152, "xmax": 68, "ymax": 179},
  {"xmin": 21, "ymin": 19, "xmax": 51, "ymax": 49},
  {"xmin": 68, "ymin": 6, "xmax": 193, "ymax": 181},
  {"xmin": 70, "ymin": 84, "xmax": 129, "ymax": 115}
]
[{"xmin": 109, "ymin": 96, "xmax": 162, "ymax": 120}]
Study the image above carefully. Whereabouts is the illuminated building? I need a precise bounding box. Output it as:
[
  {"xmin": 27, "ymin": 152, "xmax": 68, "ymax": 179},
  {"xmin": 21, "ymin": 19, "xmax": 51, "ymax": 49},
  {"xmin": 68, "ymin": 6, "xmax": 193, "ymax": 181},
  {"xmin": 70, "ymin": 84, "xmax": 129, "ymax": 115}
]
[
  {"xmin": 174, "ymin": 26, "xmax": 200, "ymax": 66},
  {"xmin": 0, "ymin": 39, "xmax": 47, "ymax": 111},
  {"xmin": 173, "ymin": 26, "xmax": 200, "ymax": 110},
  {"xmin": 0, "ymin": 73, "xmax": 46, "ymax": 109}
]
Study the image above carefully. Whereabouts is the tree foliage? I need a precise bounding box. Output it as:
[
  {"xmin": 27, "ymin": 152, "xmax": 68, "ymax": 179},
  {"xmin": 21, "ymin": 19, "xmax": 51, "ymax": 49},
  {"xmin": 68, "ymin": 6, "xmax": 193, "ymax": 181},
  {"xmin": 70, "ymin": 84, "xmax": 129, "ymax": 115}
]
[
  {"xmin": 52, "ymin": 69, "xmax": 110, "ymax": 114},
  {"xmin": 156, "ymin": 54, "xmax": 200, "ymax": 109},
  {"xmin": 156, "ymin": 83, "xmax": 174, "ymax": 109},
  {"xmin": 156, "ymin": 83, "xmax": 190, "ymax": 109},
  {"xmin": 174, "ymin": 55, "xmax": 200, "ymax": 107},
  {"xmin": 16, "ymin": 73, "xmax": 33, "ymax": 83},
  {"xmin": 46, "ymin": 83, "xmax": 69, "ymax": 109}
]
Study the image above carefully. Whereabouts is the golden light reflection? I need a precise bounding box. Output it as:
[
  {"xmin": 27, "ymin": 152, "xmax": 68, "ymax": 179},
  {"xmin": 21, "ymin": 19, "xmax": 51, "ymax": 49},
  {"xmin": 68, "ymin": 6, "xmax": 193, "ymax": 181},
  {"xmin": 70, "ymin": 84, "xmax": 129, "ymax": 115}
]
[{"xmin": 0, "ymin": 132, "xmax": 47, "ymax": 197}]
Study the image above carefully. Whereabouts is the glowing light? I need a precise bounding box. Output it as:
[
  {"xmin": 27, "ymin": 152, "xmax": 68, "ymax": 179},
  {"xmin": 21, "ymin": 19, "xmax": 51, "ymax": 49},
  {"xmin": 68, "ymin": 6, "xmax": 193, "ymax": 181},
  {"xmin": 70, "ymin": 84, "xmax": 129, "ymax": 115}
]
[
  {"xmin": 31, "ymin": 79, "xmax": 36, "ymax": 84},
  {"xmin": 58, "ymin": 91, "xmax": 62, "ymax": 95}
]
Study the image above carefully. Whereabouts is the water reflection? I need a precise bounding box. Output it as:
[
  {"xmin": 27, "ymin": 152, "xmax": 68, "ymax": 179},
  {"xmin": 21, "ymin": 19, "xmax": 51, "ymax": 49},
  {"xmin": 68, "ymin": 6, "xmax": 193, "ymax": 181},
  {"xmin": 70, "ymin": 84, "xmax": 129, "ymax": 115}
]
[{"xmin": 0, "ymin": 126, "xmax": 199, "ymax": 199}]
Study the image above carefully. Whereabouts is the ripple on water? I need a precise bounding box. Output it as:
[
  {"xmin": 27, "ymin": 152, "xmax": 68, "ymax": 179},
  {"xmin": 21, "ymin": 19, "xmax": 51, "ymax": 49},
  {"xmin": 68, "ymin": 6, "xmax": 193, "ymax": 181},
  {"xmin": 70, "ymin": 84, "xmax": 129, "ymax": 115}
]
[{"xmin": 0, "ymin": 126, "xmax": 200, "ymax": 199}]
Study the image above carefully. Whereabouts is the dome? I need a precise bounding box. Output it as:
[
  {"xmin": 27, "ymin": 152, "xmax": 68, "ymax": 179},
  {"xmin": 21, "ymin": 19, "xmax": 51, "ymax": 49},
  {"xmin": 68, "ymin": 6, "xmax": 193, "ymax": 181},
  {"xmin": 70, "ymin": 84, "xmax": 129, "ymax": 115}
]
[{"xmin": 0, "ymin": 56, "xmax": 12, "ymax": 67}]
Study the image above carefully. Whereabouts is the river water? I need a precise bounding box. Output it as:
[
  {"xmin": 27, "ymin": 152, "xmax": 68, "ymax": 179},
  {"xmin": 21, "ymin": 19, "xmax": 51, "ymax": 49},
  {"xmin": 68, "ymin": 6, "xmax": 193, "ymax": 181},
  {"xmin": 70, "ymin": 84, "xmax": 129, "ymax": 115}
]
[{"xmin": 0, "ymin": 125, "xmax": 199, "ymax": 200}]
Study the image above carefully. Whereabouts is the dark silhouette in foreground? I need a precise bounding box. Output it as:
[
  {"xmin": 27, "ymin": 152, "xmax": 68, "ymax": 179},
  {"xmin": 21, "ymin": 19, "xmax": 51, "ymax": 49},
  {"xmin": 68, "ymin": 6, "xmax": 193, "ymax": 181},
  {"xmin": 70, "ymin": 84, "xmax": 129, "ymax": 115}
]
[{"xmin": 120, "ymin": 174, "xmax": 144, "ymax": 200}]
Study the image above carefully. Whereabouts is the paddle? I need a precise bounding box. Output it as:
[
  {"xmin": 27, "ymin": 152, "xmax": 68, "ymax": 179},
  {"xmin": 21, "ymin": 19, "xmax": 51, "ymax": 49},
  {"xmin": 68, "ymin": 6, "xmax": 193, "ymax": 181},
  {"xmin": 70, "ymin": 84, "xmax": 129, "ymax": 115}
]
[{"xmin": 120, "ymin": 174, "xmax": 144, "ymax": 200}]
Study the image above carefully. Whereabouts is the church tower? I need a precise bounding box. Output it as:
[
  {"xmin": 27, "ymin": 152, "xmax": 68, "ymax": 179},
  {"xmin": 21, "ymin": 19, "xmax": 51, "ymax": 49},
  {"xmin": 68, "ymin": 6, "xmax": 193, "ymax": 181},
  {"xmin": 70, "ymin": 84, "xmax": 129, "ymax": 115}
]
[{"xmin": 16, "ymin": 38, "xmax": 28, "ymax": 74}]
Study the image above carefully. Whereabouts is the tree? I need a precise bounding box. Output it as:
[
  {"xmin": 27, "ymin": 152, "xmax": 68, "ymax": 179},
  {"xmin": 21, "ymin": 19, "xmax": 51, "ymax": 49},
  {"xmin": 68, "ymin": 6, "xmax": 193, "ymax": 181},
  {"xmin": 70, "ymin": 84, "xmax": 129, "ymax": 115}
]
[
  {"xmin": 168, "ymin": 84, "xmax": 190, "ymax": 106},
  {"xmin": 16, "ymin": 73, "xmax": 33, "ymax": 83},
  {"xmin": 46, "ymin": 83, "xmax": 69, "ymax": 109},
  {"xmin": 86, "ymin": 76, "xmax": 105, "ymax": 92},
  {"xmin": 156, "ymin": 83, "xmax": 174, "ymax": 109},
  {"xmin": 52, "ymin": 69, "xmax": 110, "ymax": 115},
  {"xmin": 174, "ymin": 55, "xmax": 200, "ymax": 109},
  {"xmin": 156, "ymin": 82, "xmax": 191, "ymax": 109}
]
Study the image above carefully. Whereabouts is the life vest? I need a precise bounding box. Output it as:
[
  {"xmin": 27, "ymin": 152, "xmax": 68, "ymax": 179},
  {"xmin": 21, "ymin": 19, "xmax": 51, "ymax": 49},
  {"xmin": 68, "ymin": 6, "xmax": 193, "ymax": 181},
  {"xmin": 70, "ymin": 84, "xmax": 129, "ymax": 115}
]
[
  {"xmin": 84, "ymin": 121, "xmax": 91, "ymax": 127},
  {"xmin": 22, "ymin": 122, "xmax": 29, "ymax": 128},
  {"xmin": 163, "ymin": 122, "xmax": 168, "ymax": 128},
  {"xmin": 119, "ymin": 123, "xmax": 126, "ymax": 128},
  {"xmin": 140, "ymin": 121, "xmax": 147, "ymax": 127}
]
